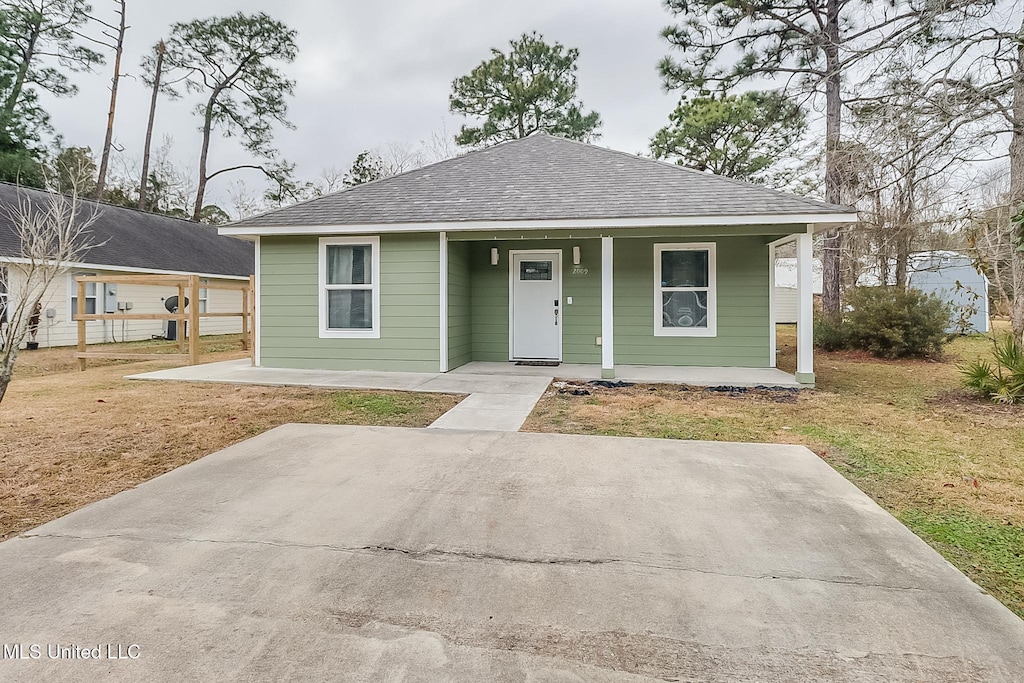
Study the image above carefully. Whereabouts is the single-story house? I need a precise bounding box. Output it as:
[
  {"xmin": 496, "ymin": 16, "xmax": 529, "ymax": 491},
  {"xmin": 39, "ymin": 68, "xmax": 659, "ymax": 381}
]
[
  {"xmin": 221, "ymin": 133, "xmax": 857, "ymax": 385},
  {"xmin": 0, "ymin": 182, "xmax": 254, "ymax": 348}
]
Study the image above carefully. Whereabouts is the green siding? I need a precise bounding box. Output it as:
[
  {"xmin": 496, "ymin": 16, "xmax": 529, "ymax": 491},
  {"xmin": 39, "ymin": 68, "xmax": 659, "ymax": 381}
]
[
  {"xmin": 259, "ymin": 229, "xmax": 779, "ymax": 372},
  {"xmin": 613, "ymin": 236, "xmax": 771, "ymax": 367},
  {"xmin": 468, "ymin": 240, "xmax": 602, "ymax": 363},
  {"xmin": 447, "ymin": 241, "xmax": 472, "ymax": 369},
  {"xmin": 260, "ymin": 233, "xmax": 441, "ymax": 371}
]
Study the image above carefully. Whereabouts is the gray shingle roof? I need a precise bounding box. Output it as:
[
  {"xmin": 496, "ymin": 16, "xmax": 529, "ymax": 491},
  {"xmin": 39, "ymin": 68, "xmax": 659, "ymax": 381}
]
[
  {"xmin": 232, "ymin": 132, "xmax": 853, "ymax": 229},
  {"xmin": 0, "ymin": 182, "xmax": 253, "ymax": 277}
]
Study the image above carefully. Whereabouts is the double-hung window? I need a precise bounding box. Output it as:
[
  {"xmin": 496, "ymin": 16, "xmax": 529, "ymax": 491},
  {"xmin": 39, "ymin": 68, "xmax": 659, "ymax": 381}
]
[
  {"xmin": 199, "ymin": 279, "xmax": 209, "ymax": 314},
  {"xmin": 654, "ymin": 243, "xmax": 716, "ymax": 337},
  {"xmin": 0, "ymin": 266, "xmax": 8, "ymax": 324},
  {"xmin": 70, "ymin": 273, "xmax": 98, "ymax": 319},
  {"xmin": 319, "ymin": 236, "xmax": 380, "ymax": 338}
]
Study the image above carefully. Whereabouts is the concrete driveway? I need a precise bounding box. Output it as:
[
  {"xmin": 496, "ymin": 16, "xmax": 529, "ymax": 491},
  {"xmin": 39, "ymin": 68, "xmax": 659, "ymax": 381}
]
[{"xmin": 1, "ymin": 425, "xmax": 1022, "ymax": 681}]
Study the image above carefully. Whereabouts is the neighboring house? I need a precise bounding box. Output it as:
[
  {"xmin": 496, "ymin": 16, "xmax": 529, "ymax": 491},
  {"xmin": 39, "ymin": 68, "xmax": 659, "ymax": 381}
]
[
  {"xmin": 909, "ymin": 252, "xmax": 989, "ymax": 333},
  {"xmin": 856, "ymin": 251, "xmax": 989, "ymax": 334},
  {"xmin": 222, "ymin": 133, "xmax": 857, "ymax": 385},
  {"xmin": 773, "ymin": 257, "xmax": 823, "ymax": 324},
  {"xmin": 0, "ymin": 182, "xmax": 254, "ymax": 348}
]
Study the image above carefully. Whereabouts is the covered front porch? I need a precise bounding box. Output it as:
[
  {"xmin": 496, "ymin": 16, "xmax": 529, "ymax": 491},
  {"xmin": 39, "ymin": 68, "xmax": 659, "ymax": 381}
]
[{"xmin": 442, "ymin": 227, "xmax": 817, "ymax": 386}]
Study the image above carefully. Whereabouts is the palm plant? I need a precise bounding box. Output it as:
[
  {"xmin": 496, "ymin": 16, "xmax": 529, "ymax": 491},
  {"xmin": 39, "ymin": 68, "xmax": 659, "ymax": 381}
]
[{"xmin": 960, "ymin": 334, "xmax": 1024, "ymax": 404}]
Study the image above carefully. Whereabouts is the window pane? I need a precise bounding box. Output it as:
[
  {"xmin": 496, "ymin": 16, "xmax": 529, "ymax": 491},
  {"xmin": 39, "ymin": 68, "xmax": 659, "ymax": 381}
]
[
  {"xmin": 661, "ymin": 250, "xmax": 708, "ymax": 288},
  {"xmin": 520, "ymin": 261, "xmax": 552, "ymax": 281},
  {"xmin": 662, "ymin": 291, "xmax": 708, "ymax": 328},
  {"xmin": 328, "ymin": 289, "xmax": 372, "ymax": 329},
  {"xmin": 71, "ymin": 298, "xmax": 97, "ymax": 315},
  {"xmin": 327, "ymin": 245, "xmax": 372, "ymax": 285}
]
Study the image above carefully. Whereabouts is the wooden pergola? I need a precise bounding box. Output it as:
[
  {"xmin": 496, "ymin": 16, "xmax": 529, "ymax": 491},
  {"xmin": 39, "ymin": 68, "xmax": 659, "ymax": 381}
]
[{"xmin": 74, "ymin": 273, "xmax": 253, "ymax": 370}]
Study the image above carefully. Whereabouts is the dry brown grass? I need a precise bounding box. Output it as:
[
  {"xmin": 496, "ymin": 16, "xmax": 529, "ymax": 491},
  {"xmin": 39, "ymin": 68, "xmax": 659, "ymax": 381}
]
[{"xmin": 1, "ymin": 341, "xmax": 459, "ymax": 541}]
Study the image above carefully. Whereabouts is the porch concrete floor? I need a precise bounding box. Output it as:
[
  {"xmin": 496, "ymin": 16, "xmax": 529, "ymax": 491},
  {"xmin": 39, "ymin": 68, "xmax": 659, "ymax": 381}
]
[{"xmin": 452, "ymin": 361, "xmax": 801, "ymax": 388}]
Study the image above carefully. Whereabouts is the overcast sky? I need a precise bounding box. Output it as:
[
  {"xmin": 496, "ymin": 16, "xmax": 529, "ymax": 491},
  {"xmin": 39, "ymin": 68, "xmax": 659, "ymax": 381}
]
[{"xmin": 40, "ymin": 0, "xmax": 680, "ymax": 210}]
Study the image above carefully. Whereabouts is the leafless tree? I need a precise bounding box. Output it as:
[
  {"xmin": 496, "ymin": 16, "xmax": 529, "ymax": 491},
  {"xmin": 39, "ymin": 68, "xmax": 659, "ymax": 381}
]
[
  {"xmin": 921, "ymin": 2, "xmax": 1024, "ymax": 336},
  {"xmin": 91, "ymin": 0, "xmax": 128, "ymax": 199},
  {"xmin": 0, "ymin": 175, "xmax": 100, "ymax": 404},
  {"xmin": 844, "ymin": 64, "xmax": 975, "ymax": 288}
]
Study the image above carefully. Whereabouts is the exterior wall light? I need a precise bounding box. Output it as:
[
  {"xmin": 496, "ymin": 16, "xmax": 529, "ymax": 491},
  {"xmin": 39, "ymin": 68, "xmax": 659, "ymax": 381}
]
[{"xmin": 491, "ymin": 247, "xmax": 499, "ymax": 266}]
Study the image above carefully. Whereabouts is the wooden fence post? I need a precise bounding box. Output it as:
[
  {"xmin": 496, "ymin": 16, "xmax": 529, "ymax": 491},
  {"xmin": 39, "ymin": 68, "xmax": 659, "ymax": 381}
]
[
  {"xmin": 77, "ymin": 278, "xmax": 87, "ymax": 371},
  {"xmin": 176, "ymin": 281, "xmax": 187, "ymax": 354},
  {"xmin": 188, "ymin": 275, "xmax": 200, "ymax": 365},
  {"xmin": 241, "ymin": 278, "xmax": 250, "ymax": 352}
]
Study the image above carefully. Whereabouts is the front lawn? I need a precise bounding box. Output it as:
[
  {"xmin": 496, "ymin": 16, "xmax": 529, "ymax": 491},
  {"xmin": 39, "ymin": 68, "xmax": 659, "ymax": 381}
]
[
  {"xmin": 523, "ymin": 325, "xmax": 1024, "ymax": 618},
  {"xmin": 0, "ymin": 342, "xmax": 460, "ymax": 541}
]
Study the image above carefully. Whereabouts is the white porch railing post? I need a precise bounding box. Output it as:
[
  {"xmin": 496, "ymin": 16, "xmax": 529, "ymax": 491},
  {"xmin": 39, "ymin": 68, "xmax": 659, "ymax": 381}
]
[
  {"xmin": 439, "ymin": 231, "xmax": 448, "ymax": 373},
  {"xmin": 796, "ymin": 229, "xmax": 815, "ymax": 385},
  {"xmin": 601, "ymin": 236, "xmax": 614, "ymax": 379}
]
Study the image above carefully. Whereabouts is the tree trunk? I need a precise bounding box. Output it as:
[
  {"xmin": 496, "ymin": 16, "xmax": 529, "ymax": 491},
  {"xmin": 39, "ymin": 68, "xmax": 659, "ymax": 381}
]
[
  {"xmin": 94, "ymin": 0, "xmax": 127, "ymax": 200},
  {"xmin": 138, "ymin": 41, "xmax": 165, "ymax": 212},
  {"xmin": 0, "ymin": 343, "xmax": 18, "ymax": 406},
  {"xmin": 1, "ymin": 25, "xmax": 39, "ymax": 126},
  {"xmin": 1009, "ymin": 18, "xmax": 1024, "ymax": 341},
  {"xmin": 191, "ymin": 95, "xmax": 218, "ymax": 222},
  {"xmin": 820, "ymin": 0, "xmax": 844, "ymax": 317},
  {"xmin": 894, "ymin": 233, "xmax": 909, "ymax": 291}
]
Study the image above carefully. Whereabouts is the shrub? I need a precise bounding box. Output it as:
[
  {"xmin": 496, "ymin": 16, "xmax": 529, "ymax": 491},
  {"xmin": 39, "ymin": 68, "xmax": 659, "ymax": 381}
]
[
  {"xmin": 843, "ymin": 287, "xmax": 950, "ymax": 358},
  {"xmin": 960, "ymin": 334, "xmax": 1024, "ymax": 404},
  {"xmin": 813, "ymin": 314, "xmax": 848, "ymax": 351},
  {"xmin": 814, "ymin": 287, "xmax": 950, "ymax": 358}
]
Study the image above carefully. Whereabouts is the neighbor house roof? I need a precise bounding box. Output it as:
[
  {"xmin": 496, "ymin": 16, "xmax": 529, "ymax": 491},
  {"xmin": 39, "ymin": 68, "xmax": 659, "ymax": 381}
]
[
  {"xmin": 0, "ymin": 182, "xmax": 253, "ymax": 277},
  {"xmin": 225, "ymin": 132, "xmax": 856, "ymax": 235}
]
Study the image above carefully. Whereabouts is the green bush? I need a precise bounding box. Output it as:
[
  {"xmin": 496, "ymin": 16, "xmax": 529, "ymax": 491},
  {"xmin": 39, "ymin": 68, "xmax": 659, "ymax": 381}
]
[
  {"xmin": 814, "ymin": 287, "xmax": 950, "ymax": 358},
  {"xmin": 960, "ymin": 334, "xmax": 1024, "ymax": 404},
  {"xmin": 813, "ymin": 314, "xmax": 848, "ymax": 351}
]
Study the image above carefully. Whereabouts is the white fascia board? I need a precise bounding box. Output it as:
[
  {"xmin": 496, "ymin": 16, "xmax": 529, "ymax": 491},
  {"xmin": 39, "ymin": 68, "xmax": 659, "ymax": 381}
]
[
  {"xmin": 218, "ymin": 213, "xmax": 858, "ymax": 237},
  {"xmin": 0, "ymin": 256, "xmax": 250, "ymax": 281}
]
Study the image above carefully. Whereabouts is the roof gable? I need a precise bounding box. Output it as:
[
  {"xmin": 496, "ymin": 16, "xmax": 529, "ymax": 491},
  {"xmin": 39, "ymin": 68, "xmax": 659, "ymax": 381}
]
[
  {"xmin": 230, "ymin": 133, "xmax": 853, "ymax": 230},
  {"xmin": 0, "ymin": 183, "xmax": 253, "ymax": 277}
]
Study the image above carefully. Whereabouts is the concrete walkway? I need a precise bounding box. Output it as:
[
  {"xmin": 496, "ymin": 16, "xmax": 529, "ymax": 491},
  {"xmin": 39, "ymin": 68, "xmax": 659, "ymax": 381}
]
[
  {"xmin": 127, "ymin": 359, "xmax": 801, "ymax": 431},
  {"xmin": 128, "ymin": 359, "xmax": 552, "ymax": 432},
  {"xmin": 2, "ymin": 425, "xmax": 1022, "ymax": 681}
]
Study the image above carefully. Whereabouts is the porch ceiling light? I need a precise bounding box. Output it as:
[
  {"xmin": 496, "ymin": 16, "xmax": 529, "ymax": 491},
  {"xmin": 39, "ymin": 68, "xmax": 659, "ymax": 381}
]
[
  {"xmin": 490, "ymin": 247, "xmax": 499, "ymax": 266},
  {"xmin": 573, "ymin": 246, "xmax": 581, "ymax": 265}
]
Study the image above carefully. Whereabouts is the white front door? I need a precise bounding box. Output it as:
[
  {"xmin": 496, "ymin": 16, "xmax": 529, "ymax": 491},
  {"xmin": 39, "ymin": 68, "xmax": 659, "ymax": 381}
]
[{"xmin": 511, "ymin": 251, "xmax": 561, "ymax": 360}]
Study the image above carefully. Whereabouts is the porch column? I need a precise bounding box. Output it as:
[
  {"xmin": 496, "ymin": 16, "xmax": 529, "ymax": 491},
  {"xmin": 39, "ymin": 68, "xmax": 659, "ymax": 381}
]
[
  {"xmin": 439, "ymin": 231, "xmax": 448, "ymax": 373},
  {"xmin": 601, "ymin": 236, "xmax": 614, "ymax": 379},
  {"xmin": 796, "ymin": 228, "xmax": 815, "ymax": 385}
]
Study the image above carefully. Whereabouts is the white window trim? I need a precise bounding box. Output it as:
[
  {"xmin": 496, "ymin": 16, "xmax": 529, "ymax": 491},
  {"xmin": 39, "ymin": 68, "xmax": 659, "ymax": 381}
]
[
  {"xmin": 198, "ymin": 278, "xmax": 209, "ymax": 314},
  {"xmin": 654, "ymin": 242, "xmax": 717, "ymax": 338},
  {"xmin": 318, "ymin": 236, "xmax": 381, "ymax": 339},
  {"xmin": 0, "ymin": 266, "xmax": 8, "ymax": 323},
  {"xmin": 69, "ymin": 272, "xmax": 99, "ymax": 321}
]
